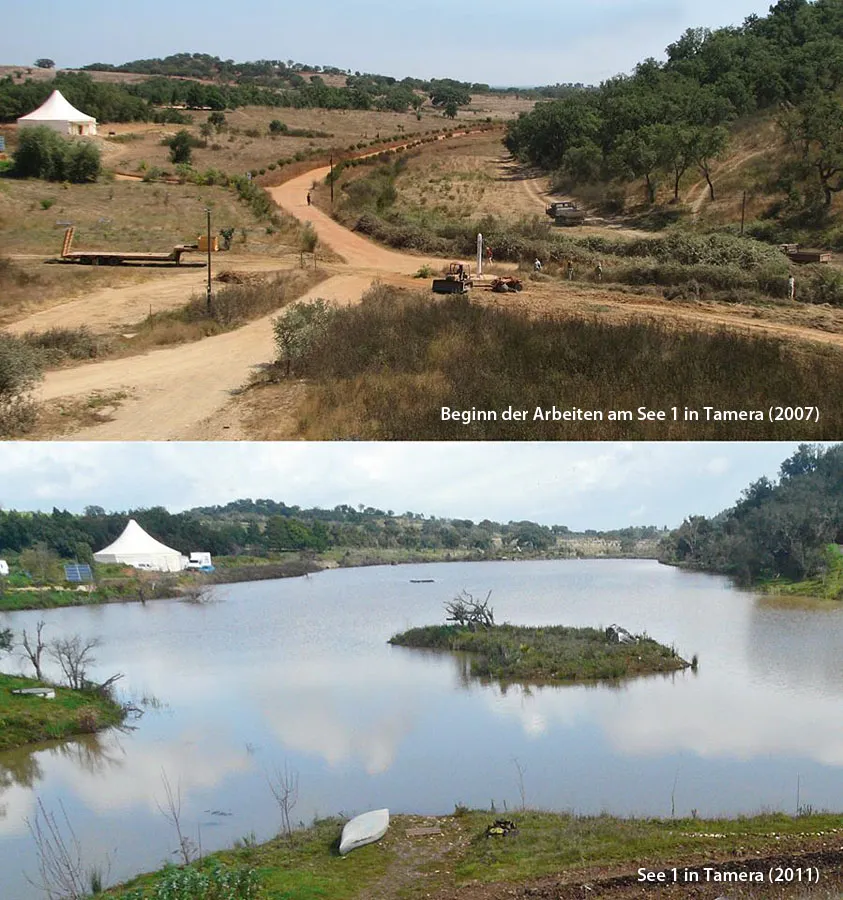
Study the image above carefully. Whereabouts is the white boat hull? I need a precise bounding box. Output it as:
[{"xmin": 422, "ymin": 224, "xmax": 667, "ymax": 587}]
[{"xmin": 339, "ymin": 808, "xmax": 389, "ymax": 856}]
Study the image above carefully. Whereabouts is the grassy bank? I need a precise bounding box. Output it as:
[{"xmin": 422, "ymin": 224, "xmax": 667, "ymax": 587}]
[
  {"xmin": 759, "ymin": 545, "xmax": 843, "ymax": 601},
  {"xmin": 389, "ymin": 623, "xmax": 690, "ymax": 681},
  {"xmin": 102, "ymin": 809, "xmax": 843, "ymax": 900},
  {"xmin": 0, "ymin": 559, "xmax": 322, "ymax": 612},
  {"xmin": 0, "ymin": 672, "xmax": 124, "ymax": 751},
  {"xmin": 286, "ymin": 283, "xmax": 842, "ymax": 440}
]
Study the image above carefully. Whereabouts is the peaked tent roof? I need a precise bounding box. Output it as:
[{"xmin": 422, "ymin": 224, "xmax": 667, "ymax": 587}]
[
  {"xmin": 94, "ymin": 519, "xmax": 181, "ymax": 558},
  {"xmin": 18, "ymin": 90, "xmax": 96, "ymax": 123}
]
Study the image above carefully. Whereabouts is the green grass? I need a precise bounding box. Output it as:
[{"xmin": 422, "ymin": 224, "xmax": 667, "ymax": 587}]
[
  {"xmin": 0, "ymin": 589, "xmax": 106, "ymax": 612},
  {"xmin": 100, "ymin": 809, "xmax": 843, "ymax": 900},
  {"xmin": 105, "ymin": 818, "xmax": 391, "ymax": 900},
  {"xmin": 389, "ymin": 623, "xmax": 689, "ymax": 682},
  {"xmin": 452, "ymin": 809, "xmax": 843, "ymax": 884},
  {"xmin": 760, "ymin": 545, "xmax": 843, "ymax": 600},
  {"xmin": 0, "ymin": 672, "xmax": 124, "ymax": 751}
]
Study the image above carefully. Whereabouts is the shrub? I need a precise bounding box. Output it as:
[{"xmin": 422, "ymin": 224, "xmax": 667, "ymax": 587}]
[
  {"xmin": 292, "ymin": 284, "xmax": 842, "ymax": 440},
  {"xmin": 273, "ymin": 298, "xmax": 337, "ymax": 375},
  {"xmin": 39, "ymin": 197, "xmax": 55, "ymax": 210},
  {"xmin": 22, "ymin": 326, "xmax": 112, "ymax": 362},
  {"xmin": 166, "ymin": 129, "xmax": 199, "ymax": 165},
  {"xmin": 802, "ymin": 267, "xmax": 843, "ymax": 306},
  {"xmin": 0, "ymin": 333, "xmax": 43, "ymax": 435},
  {"xmin": 14, "ymin": 127, "xmax": 101, "ymax": 182}
]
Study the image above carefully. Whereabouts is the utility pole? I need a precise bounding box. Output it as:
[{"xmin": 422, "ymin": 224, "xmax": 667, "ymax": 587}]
[
  {"xmin": 330, "ymin": 154, "xmax": 334, "ymax": 206},
  {"xmin": 740, "ymin": 190, "xmax": 746, "ymax": 236},
  {"xmin": 205, "ymin": 207, "xmax": 212, "ymax": 314}
]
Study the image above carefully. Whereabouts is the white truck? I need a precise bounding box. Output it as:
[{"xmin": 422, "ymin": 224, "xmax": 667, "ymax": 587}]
[{"xmin": 185, "ymin": 552, "xmax": 214, "ymax": 572}]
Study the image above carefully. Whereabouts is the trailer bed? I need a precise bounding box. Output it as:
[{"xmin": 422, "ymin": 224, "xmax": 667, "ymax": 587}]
[{"xmin": 60, "ymin": 247, "xmax": 194, "ymax": 265}]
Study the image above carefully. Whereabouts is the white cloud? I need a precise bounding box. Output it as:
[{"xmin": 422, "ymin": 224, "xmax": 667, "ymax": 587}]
[{"xmin": 0, "ymin": 442, "xmax": 817, "ymax": 531}]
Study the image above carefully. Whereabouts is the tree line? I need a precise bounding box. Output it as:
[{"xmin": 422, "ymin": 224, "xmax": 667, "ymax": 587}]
[
  {"xmin": 504, "ymin": 0, "xmax": 843, "ymax": 208},
  {"xmin": 0, "ymin": 501, "xmax": 664, "ymax": 563},
  {"xmin": 659, "ymin": 443, "xmax": 843, "ymax": 583},
  {"xmin": 0, "ymin": 70, "xmax": 479, "ymax": 124}
]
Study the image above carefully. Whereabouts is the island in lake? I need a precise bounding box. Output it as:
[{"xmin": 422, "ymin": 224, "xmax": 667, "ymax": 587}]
[{"xmin": 389, "ymin": 594, "xmax": 692, "ymax": 682}]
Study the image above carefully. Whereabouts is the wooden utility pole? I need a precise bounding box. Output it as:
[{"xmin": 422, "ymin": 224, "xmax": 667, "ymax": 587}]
[
  {"xmin": 330, "ymin": 154, "xmax": 334, "ymax": 206},
  {"xmin": 740, "ymin": 191, "xmax": 746, "ymax": 236},
  {"xmin": 205, "ymin": 208, "xmax": 212, "ymax": 313}
]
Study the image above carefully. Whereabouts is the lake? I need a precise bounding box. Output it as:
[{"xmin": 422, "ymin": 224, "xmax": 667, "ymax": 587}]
[{"xmin": 2, "ymin": 559, "xmax": 842, "ymax": 897}]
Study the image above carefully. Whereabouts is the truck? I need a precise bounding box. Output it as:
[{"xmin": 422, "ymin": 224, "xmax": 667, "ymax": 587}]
[
  {"xmin": 185, "ymin": 552, "xmax": 215, "ymax": 573},
  {"xmin": 432, "ymin": 262, "xmax": 473, "ymax": 294},
  {"xmin": 545, "ymin": 201, "xmax": 586, "ymax": 226}
]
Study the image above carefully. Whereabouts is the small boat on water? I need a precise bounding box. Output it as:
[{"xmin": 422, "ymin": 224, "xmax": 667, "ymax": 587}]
[
  {"xmin": 339, "ymin": 808, "xmax": 389, "ymax": 856},
  {"xmin": 410, "ymin": 579, "xmax": 435, "ymax": 583}
]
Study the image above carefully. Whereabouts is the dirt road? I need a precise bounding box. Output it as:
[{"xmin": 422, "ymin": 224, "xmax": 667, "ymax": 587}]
[
  {"xmin": 28, "ymin": 143, "xmax": 843, "ymax": 440},
  {"xmin": 37, "ymin": 274, "xmax": 372, "ymax": 440},
  {"xmin": 267, "ymin": 167, "xmax": 442, "ymax": 274},
  {"xmin": 5, "ymin": 254, "xmax": 298, "ymax": 335}
]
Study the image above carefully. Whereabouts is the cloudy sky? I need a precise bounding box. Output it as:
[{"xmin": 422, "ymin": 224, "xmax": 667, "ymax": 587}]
[
  {"xmin": 4, "ymin": 0, "xmax": 774, "ymax": 85},
  {"xmin": 0, "ymin": 442, "xmax": 820, "ymax": 530}
]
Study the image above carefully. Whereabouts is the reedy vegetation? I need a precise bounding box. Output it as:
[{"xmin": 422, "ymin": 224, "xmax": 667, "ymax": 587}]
[{"xmin": 283, "ymin": 284, "xmax": 842, "ymax": 439}]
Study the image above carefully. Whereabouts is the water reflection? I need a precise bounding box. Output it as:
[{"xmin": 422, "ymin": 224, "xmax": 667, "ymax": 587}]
[{"xmin": 2, "ymin": 560, "xmax": 843, "ymax": 900}]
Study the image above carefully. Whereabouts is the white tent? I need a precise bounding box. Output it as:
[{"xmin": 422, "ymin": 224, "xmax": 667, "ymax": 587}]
[
  {"xmin": 94, "ymin": 519, "xmax": 186, "ymax": 572},
  {"xmin": 17, "ymin": 89, "xmax": 97, "ymax": 136}
]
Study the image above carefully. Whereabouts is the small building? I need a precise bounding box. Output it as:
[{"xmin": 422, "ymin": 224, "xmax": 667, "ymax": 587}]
[
  {"xmin": 17, "ymin": 89, "xmax": 97, "ymax": 136},
  {"xmin": 93, "ymin": 519, "xmax": 185, "ymax": 572}
]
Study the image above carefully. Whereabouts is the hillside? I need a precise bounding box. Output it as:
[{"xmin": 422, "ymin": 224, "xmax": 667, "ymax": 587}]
[
  {"xmin": 503, "ymin": 0, "xmax": 843, "ymax": 248},
  {"xmin": 659, "ymin": 443, "xmax": 843, "ymax": 587},
  {"xmin": 0, "ymin": 501, "xmax": 664, "ymax": 562}
]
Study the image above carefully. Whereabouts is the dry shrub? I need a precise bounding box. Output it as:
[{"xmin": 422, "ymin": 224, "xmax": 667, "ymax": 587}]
[
  {"xmin": 22, "ymin": 326, "xmax": 114, "ymax": 362},
  {"xmin": 293, "ymin": 284, "xmax": 842, "ymax": 440},
  {"xmin": 76, "ymin": 707, "xmax": 99, "ymax": 734}
]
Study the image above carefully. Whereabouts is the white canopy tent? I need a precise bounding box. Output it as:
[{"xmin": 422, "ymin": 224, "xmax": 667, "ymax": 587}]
[
  {"xmin": 17, "ymin": 90, "xmax": 97, "ymax": 136},
  {"xmin": 94, "ymin": 519, "xmax": 186, "ymax": 572}
]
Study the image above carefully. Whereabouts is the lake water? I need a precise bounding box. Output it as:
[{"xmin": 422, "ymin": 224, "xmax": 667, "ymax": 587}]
[{"xmin": 2, "ymin": 559, "xmax": 843, "ymax": 897}]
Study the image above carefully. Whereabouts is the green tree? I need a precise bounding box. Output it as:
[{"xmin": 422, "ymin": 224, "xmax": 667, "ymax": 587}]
[
  {"xmin": 34, "ymin": 58, "xmax": 55, "ymax": 69},
  {"xmin": 14, "ymin": 127, "xmax": 69, "ymax": 180},
  {"xmin": 443, "ymin": 99, "xmax": 458, "ymax": 119},
  {"xmin": 268, "ymin": 119, "xmax": 286, "ymax": 134},
  {"xmin": 610, "ymin": 127, "xmax": 662, "ymax": 203},
  {"xmin": 65, "ymin": 141, "xmax": 101, "ymax": 182},
  {"xmin": 167, "ymin": 129, "xmax": 195, "ymax": 165},
  {"xmin": 650, "ymin": 123, "xmax": 694, "ymax": 201},
  {"xmin": 19, "ymin": 543, "xmax": 63, "ymax": 585},
  {"xmin": 14, "ymin": 127, "xmax": 100, "ymax": 182},
  {"xmin": 208, "ymin": 111, "xmax": 226, "ymax": 131},
  {"xmin": 688, "ymin": 125, "xmax": 729, "ymax": 201},
  {"xmin": 780, "ymin": 92, "xmax": 843, "ymax": 206}
]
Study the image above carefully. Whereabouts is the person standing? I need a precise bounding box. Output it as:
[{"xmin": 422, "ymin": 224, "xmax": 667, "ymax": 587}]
[
  {"xmin": 567, "ymin": 259, "xmax": 575, "ymax": 281},
  {"xmin": 595, "ymin": 261, "xmax": 603, "ymax": 282},
  {"xmin": 306, "ymin": 191, "xmax": 312, "ymax": 206},
  {"xmin": 534, "ymin": 258, "xmax": 542, "ymax": 272},
  {"xmin": 787, "ymin": 274, "xmax": 795, "ymax": 300}
]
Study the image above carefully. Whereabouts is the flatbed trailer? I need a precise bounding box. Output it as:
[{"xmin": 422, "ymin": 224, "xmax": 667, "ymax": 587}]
[
  {"xmin": 779, "ymin": 242, "xmax": 831, "ymax": 264},
  {"xmin": 57, "ymin": 226, "xmax": 197, "ymax": 266}
]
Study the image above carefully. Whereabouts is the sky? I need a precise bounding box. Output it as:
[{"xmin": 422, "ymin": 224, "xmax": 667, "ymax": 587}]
[
  {"xmin": 0, "ymin": 442, "xmax": 822, "ymax": 531},
  {"xmin": 2, "ymin": 0, "xmax": 776, "ymax": 86}
]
